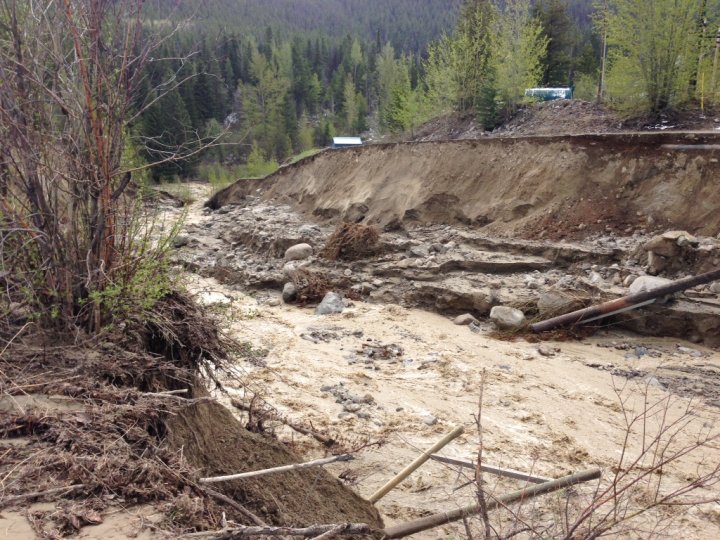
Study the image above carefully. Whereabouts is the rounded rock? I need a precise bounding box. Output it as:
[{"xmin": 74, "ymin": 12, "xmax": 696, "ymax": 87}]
[
  {"xmin": 489, "ymin": 306, "xmax": 526, "ymax": 331},
  {"xmin": 284, "ymin": 243, "xmax": 313, "ymax": 261},
  {"xmin": 282, "ymin": 282, "xmax": 297, "ymax": 303}
]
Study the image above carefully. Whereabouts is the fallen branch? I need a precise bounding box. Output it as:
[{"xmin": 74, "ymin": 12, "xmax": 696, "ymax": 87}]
[
  {"xmin": 0, "ymin": 484, "xmax": 86, "ymax": 508},
  {"xmin": 369, "ymin": 425, "xmax": 464, "ymax": 503},
  {"xmin": 231, "ymin": 398, "xmax": 336, "ymax": 447},
  {"xmin": 199, "ymin": 454, "xmax": 354, "ymax": 483},
  {"xmin": 309, "ymin": 523, "xmax": 355, "ymax": 540},
  {"xmin": 202, "ymin": 487, "xmax": 267, "ymax": 526},
  {"xmin": 181, "ymin": 522, "xmax": 374, "ymax": 538}
]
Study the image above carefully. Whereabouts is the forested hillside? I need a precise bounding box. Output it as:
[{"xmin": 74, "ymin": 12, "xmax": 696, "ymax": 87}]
[
  {"xmin": 145, "ymin": 0, "xmax": 464, "ymax": 53},
  {"xmin": 135, "ymin": 0, "xmax": 720, "ymax": 182}
]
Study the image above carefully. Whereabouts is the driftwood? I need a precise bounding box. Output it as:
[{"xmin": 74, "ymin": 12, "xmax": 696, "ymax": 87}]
[
  {"xmin": 199, "ymin": 454, "xmax": 354, "ymax": 483},
  {"xmin": 368, "ymin": 425, "xmax": 464, "ymax": 503},
  {"xmin": 430, "ymin": 455, "xmax": 552, "ymax": 484},
  {"xmin": 231, "ymin": 398, "xmax": 336, "ymax": 446},
  {"xmin": 181, "ymin": 522, "xmax": 375, "ymax": 538},
  {"xmin": 383, "ymin": 468, "xmax": 602, "ymax": 538}
]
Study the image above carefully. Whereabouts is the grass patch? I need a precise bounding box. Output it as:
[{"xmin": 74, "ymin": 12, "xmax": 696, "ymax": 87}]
[{"xmin": 286, "ymin": 148, "xmax": 323, "ymax": 165}]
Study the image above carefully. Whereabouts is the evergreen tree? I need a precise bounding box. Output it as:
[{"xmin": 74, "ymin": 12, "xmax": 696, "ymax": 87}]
[
  {"xmin": 535, "ymin": 0, "xmax": 578, "ymax": 86},
  {"xmin": 342, "ymin": 75, "xmax": 360, "ymax": 131},
  {"xmin": 141, "ymin": 87, "xmax": 195, "ymax": 180}
]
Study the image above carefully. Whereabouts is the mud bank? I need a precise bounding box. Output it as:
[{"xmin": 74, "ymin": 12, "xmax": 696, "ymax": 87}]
[{"xmin": 210, "ymin": 133, "xmax": 720, "ymax": 238}]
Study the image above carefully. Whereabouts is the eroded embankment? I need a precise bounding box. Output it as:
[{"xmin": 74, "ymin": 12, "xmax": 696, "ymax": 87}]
[{"xmin": 210, "ymin": 133, "xmax": 720, "ymax": 238}]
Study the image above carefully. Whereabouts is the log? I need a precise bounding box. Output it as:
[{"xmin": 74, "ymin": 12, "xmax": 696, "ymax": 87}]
[
  {"xmin": 199, "ymin": 454, "xmax": 353, "ymax": 483},
  {"xmin": 368, "ymin": 425, "xmax": 464, "ymax": 503},
  {"xmin": 383, "ymin": 468, "xmax": 602, "ymax": 538},
  {"xmin": 430, "ymin": 455, "xmax": 552, "ymax": 484},
  {"xmin": 531, "ymin": 268, "xmax": 720, "ymax": 333}
]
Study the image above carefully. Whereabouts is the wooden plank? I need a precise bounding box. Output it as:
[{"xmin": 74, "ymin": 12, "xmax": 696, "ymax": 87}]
[
  {"xmin": 199, "ymin": 454, "xmax": 353, "ymax": 483},
  {"xmin": 368, "ymin": 425, "xmax": 464, "ymax": 503}
]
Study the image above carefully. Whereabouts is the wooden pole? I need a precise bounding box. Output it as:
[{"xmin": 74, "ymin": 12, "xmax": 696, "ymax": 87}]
[
  {"xmin": 383, "ymin": 468, "xmax": 602, "ymax": 538},
  {"xmin": 199, "ymin": 454, "xmax": 353, "ymax": 484},
  {"xmin": 368, "ymin": 425, "xmax": 464, "ymax": 503},
  {"xmin": 430, "ymin": 455, "xmax": 552, "ymax": 484}
]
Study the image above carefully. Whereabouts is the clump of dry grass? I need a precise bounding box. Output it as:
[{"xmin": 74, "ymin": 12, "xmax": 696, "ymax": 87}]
[{"xmin": 321, "ymin": 223, "xmax": 380, "ymax": 261}]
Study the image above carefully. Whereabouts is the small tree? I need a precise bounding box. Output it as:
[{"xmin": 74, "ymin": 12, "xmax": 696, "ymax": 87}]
[
  {"xmin": 605, "ymin": 0, "xmax": 705, "ymax": 115},
  {"xmin": 491, "ymin": 0, "xmax": 549, "ymax": 119}
]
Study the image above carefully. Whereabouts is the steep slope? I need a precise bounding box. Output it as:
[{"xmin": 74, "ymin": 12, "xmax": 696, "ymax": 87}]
[{"xmin": 211, "ymin": 132, "xmax": 720, "ymax": 238}]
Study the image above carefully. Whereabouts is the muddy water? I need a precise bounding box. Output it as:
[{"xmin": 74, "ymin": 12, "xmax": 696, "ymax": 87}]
[{"xmin": 163, "ymin": 184, "xmax": 720, "ymax": 539}]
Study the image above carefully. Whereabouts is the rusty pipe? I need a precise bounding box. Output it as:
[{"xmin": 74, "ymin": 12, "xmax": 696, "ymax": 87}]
[{"xmin": 531, "ymin": 268, "xmax": 720, "ymax": 333}]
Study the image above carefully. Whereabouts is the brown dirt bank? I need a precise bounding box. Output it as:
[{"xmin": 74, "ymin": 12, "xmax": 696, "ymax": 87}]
[
  {"xmin": 165, "ymin": 400, "xmax": 383, "ymax": 529},
  {"xmin": 209, "ymin": 133, "xmax": 720, "ymax": 238}
]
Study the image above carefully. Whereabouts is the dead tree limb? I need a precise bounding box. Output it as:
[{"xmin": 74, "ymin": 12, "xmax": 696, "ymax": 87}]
[
  {"xmin": 430, "ymin": 455, "xmax": 552, "ymax": 485},
  {"xmin": 231, "ymin": 398, "xmax": 336, "ymax": 446},
  {"xmin": 475, "ymin": 369, "xmax": 493, "ymax": 539},
  {"xmin": 0, "ymin": 484, "xmax": 86, "ymax": 508},
  {"xmin": 201, "ymin": 487, "xmax": 267, "ymax": 526}
]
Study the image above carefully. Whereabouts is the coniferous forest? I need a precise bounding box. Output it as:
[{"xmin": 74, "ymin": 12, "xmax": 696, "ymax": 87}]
[{"xmin": 135, "ymin": 0, "xmax": 720, "ymax": 181}]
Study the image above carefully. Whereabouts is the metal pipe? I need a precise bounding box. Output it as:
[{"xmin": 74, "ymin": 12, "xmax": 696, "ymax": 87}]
[
  {"xmin": 430, "ymin": 455, "xmax": 551, "ymax": 484},
  {"xmin": 383, "ymin": 468, "xmax": 602, "ymax": 538},
  {"xmin": 531, "ymin": 268, "xmax": 720, "ymax": 333}
]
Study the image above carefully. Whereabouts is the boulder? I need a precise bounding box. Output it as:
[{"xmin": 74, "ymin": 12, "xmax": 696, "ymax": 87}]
[
  {"xmin": 284, "ymin": 243, "xmax": 313, "ymax": 261},
  {"xmin": 628, "ymin": 275, "xmax": 672, "ymax": 295},
  {"xmin": 298, "ymin": 224, "xmax": 321, "ymax": 237},
  {"xmin": 454, "ymin": 313, "xmax": 479, "ymax": 326},
  {"xmin": 282, "ymin": 282, "xmax": 297, "ymax": 303},
  {"xmin": 409, "ymin": 243, "xmax": 431, "ymax": 258},
  {"xmin": 537, "ymin": 290, "xmax": 584, "ymax": 317},
  {"xmin": 628, "ymin": 275, "xmax": 674, "ymax": 304},
  {"xmin": 643, "ymin": 230, "xmax": 698, "ymax": 258},
  {"xmin": 646, "ymin": 251, "xmax": 668, "ymax": 275},
  {"xmin": 489, "ymin": 306, "xmax": 526, "ymax": 330},
  {"xmin": 173, "ymin": 235, "xmax": 190, "ymax": 248},
  {"xmin": 315, "ymin": 292, "xmax": 345, "ymax": 315}
]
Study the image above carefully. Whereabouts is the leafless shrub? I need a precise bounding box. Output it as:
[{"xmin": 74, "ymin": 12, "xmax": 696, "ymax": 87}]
[
  {"xmin": 463, "ymin": 379, "xmax": 720, "ymax": 539},
  {"xmin": 0, "ymin": 1, "xmax": 217, "ymax": 336}
]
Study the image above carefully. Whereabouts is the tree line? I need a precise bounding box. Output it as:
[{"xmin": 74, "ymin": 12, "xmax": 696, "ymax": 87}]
[{"xmin": 136, "ymin": 0, "xmax": 720, "ymax": 181}]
